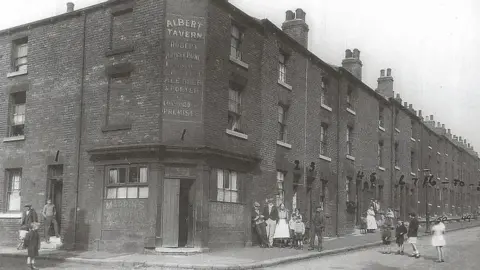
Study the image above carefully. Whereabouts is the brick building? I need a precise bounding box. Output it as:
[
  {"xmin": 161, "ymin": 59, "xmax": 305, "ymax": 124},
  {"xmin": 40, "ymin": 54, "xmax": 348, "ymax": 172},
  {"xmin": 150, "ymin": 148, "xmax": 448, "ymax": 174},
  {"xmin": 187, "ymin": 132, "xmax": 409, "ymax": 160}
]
[{"xmin": 0, "ymin": 0, "xmax": 478, "ymax": 252}]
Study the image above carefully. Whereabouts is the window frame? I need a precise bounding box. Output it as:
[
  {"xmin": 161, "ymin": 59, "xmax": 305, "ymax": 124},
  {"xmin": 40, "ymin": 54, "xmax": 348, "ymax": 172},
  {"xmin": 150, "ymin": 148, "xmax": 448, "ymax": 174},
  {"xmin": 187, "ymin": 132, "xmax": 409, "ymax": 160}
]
[
  {"xmin": 217, "ymin": 169, "xmax": 239, "ymax": 203},
  {"xmin": 278, "ymin": 53, "xmax": 287, "ymax": 83},
  {"xmin": 320, "ymin": 123, "xmax": 328, "ymax": 156},
  {"xmin": 395, "ymin": 109, "xmax": 400, "ymax": 129},
  {"xmin": 278, "ymin": 105, "xmax": 288, "ymax": 142},
  {"xmin": 378, "ymin": 106, "xmax": 385, "ymax": 127},
  {"xmin": 104, "ymin": 164, "xmax": 149, "ymax": 199},
  {"xmin": 227, "ymin": 86, "xmax": 242, "ymax": 132},
  {"xmin": 411, "ymin": 151, "xmax": 415, "ymax": 171},
  {"xmin": 378, "ymin": 141, "xmax": 384, "ymax": 167},
  {"xmin": 230, "ymin": 24, "xmax": 243, "ymax": 60},
  {"xmin": 276, "ymin": 171, "xmax": 286, "ymax": 206},
  {"xmin": 12, "ymin": 38, "xmax": 28, "ymax": 72},
  {"xmin": 8, "ymin": 91, "xmax": 26, "ymax": 137},
  {"xmin": 346, "ymin": 177, "xmax": 352, "ymax": 202},
  {"xmin": 346, "ymin": 85, "xmax": 353, "ymax": 109},
  {"xmin": 321, "ymin": 78, "xmax": 329, "ymax": 107},
  {"xmin": 346, "ymin": 126, "xmax": 353, "ymax": 155},
  {"xmin": 394, "ymin": 142, "xmax": 399, "ymax": 167},
  {"xmin": 5, "ymin": 168, "xmax": 22, "ymax": 212}
]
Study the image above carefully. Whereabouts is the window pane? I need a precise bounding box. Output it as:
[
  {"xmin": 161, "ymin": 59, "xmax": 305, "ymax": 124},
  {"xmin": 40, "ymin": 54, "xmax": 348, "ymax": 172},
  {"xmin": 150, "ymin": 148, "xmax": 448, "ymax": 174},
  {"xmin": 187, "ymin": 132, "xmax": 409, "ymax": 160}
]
[
  {"xmin": 224, "ymin": 171, "xmax": 230, "ymax": 189},
  {"xmin": 217, "ymin": 189, "xmax": 225, "ymax": 201},
  {"xmin": 139, "ymin": 167, "xmax": 148, "ymax": 183},
  {"xmin": 117, "ymin": 187, "xmax": 127, "ymax": 199},
  {"xmin": 278, "ymin": 54, "xmax": 285, "ymax": 64},
  {"xmin": 106, "ymin": 188, "xmax": 117, "ymax": 199},
  {"xmin": 278, "ymin": 106, "xmax": 284, "ymax": 123},
  {"xmin": 277, "ymin": 171, "xmax": 284, "ymax": 181},
  {"xmin": 118, "ymin": 168, "xmax": 127, "ymax": 183},
  {"xmin": 139, "ymin": 187, "xmax": 149, "ymax": 198},
  {"xmin": 230, "ymin": 171, "xmax": 237, "ymax": 190},
  {"xmin": 12, "ymin": 173, "xmax": 21, "ymax": 190},
  {"xmin": 129, "ymin": 166, "xmax": 139, "ymax": 183},
  {"xmin": 231, "ymin": 191, "xmax": 238, "ymax": 203},
  {"xmin": 217, "ymin": 169, "xmax": 224, "ymax": 189},
  {"xmin": 127, "ymin": 187, "xmax": 138, "ymax": 198},
  {"xmin": 16, "ymin": 44, "xmax": 28, "ymax": 57},
  {"xmin": 8, "ymin": 191, "xmax": 21, "ymax": 211},
  {"xmin": 231, "ymin": 26, "xmax": 240, "ymax": 38},
  {"xmin": 224, "ymin": 190, "xmax": 232, "ymax": 202},
  {"xmin": 109, "ymin": 169, "xmax": 118, "ymax": 184}
]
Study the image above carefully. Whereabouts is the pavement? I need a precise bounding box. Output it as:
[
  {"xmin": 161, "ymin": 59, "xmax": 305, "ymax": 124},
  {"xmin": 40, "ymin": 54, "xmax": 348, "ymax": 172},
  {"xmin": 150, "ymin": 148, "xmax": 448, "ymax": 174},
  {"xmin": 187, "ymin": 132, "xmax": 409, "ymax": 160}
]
[
  {"xmin": 269, "ymin": 225, "xmax": 480, "ymax": 269},
  {"xmin": 1, "ymin": 219, "xmax": 479, "ymax": 270}
]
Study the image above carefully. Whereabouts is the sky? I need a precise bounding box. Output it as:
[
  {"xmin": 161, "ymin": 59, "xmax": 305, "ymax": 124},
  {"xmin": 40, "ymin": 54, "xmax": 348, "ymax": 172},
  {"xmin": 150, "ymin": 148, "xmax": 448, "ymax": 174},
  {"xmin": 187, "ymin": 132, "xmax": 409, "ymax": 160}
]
[{"xmin": 1, "ymin": 0, "xmax": 479, "ymax": 151}]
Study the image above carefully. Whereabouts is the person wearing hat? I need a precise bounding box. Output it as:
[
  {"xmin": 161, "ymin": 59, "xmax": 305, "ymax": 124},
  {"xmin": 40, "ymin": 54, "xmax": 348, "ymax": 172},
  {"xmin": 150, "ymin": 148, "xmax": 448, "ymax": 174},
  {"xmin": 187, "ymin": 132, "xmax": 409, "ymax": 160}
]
[
  {"xmin": 309, "ymin": 205, "xmax": 325, "ymax": 252},
  {"xmin": 263, "ymin": 198, "xmax": 279, "ymax": 247},
  {"xmin": 21, "ymin": 204, "xmax": 38, "ymax": 231},
  {"xmin": 252, "ymin": 202, "xmax": 269, "ymax": 248}
]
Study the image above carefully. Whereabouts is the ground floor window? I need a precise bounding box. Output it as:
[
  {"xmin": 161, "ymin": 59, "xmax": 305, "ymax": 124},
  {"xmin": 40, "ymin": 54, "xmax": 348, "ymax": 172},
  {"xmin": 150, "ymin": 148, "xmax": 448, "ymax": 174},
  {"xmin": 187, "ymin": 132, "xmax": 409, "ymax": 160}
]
[
  {"xmin": 105, "ymin": 165, "xmax": 148, "ymax": 199},
  {"xmin": 217, "ymin": 169, "xmax": 238, "ymax": 203},
  {"xmin": 276, "ymin": 171, "xmax": 285, "ymax": 206},
  {"xmin": 6, "ymin": 169, "xmax": 22, "ymax": 211}
]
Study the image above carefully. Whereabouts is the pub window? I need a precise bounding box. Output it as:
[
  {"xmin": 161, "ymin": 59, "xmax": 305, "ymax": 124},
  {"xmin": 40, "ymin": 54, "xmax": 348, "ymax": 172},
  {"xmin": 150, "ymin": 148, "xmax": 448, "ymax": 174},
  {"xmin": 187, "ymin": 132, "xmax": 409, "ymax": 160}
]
[
  {"xmin": 12, "ymin": 38, "xmax": 28, "ymax": 72},
  {"xmin": 278, "ymin": 52, "xmax": 287, "ymax": 83},
  {"xmin": 230, "ymin": 24, "xmax": 244, "ymax": 60},
  {"xmin": 227, "ymin": 85, "xmax": 242, "ymax": 133},
  {"xmin": 105, "ymin": 165, "xmax": 148, "ymax": 199},
  {"xmin": 217, "ymin": 169, "xmax": 238, "ymax": 203},
  {"xmin": 9, "ymin": 91, "xmax": 26, "ymax": 137},
  {"xmin": 5, "ymin": 169, "xmax": 22, "ymax": 212},
  {"xmin": 276, "ymin": 171, "xmax": 285, "ymax": 206}
]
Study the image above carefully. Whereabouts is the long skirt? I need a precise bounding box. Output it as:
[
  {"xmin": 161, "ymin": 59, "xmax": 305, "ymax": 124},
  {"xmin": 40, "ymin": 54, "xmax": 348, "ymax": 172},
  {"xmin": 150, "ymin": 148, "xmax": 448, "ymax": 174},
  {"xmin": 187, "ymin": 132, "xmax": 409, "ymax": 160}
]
[
  {"xmin": 273, "ymin": 219, "xmax": 290, "ymax": 239},
  {"xmin": 366, "ymin": 215, "xmax": 378, "ymax": 230}
]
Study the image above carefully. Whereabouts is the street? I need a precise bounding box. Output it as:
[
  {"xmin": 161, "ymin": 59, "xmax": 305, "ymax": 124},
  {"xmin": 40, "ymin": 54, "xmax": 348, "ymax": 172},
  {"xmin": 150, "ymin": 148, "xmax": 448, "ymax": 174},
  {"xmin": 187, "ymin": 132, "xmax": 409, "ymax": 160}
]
[{"xmin": 269, "ymin": 226, "xmax": 480, "ymax": 270}]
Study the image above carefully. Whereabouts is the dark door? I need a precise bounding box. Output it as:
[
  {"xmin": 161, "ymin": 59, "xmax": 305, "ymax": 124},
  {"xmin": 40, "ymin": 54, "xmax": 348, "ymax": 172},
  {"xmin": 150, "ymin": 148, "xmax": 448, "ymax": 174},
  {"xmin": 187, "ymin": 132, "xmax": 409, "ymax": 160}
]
[
  {"xmin": 178, "ymin": 179, "xmax": 194, "ymax": 247},
  {"xmin": 47, "ymin": 165, "xmax": 63, "ymax": 236},
  {"xmin": 53, "ymin": 181, "xmax": 63, "ymax": 234}
]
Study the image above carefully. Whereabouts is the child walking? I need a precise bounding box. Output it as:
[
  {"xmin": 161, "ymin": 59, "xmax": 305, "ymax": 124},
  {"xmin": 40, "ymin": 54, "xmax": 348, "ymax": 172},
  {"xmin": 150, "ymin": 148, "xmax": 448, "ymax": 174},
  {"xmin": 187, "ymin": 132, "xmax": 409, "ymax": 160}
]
[
  {"xmin": 431, "ymin": 220, "xmax": 446, "ymax": 263},
  {"xmin": 24, "ymin": 222, "xmax": 40, "ymax": 269},
  {"xmin": 395, "ymin": 219, "xmax": 407, "ymax": 255},
  {"xmin": 294, "ymin": 216, "xmax": 305, "ymax": 249},
  {"xmin": 381, "ymin": 224, "xmax": 392, "ymax": 254},
  {"xmin": 288, "ymin": 215, "xmax": 296, "ymax": 248}
]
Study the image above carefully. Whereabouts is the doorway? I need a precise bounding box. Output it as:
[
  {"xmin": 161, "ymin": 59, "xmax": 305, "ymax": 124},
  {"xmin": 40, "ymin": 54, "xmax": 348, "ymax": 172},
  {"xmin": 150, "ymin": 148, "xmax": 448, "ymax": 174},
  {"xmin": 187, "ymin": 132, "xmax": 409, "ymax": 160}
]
[
  {"xmin": 46, "ymin": 165, "xmax": 63, "ymax": 236},
  {"xmin": 161, "ymin": 178, "xmax": 195, "ymax": 248}
]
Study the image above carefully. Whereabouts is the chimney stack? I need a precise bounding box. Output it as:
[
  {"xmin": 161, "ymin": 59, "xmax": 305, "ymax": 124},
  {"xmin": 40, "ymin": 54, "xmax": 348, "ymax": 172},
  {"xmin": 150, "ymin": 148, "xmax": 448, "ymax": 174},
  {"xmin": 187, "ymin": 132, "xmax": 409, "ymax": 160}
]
[
  {"xmin": 376, "ymin": 68, "xmax": 394, "ymax": 98},
  {"xmin": 419, "ymin": 110, "xmax": 423, "ymax": 119},
  {"xmin": 341, "ymin": 48, "xmax": 363, "ymax": 80},
  {"xmin": 282, "ymin": 8, "xmax": 309, "ymax": 48},
  {"xmin": 67, "ymin": 2, "xmax": 75, "ymax": 12},
  {"xmin": 395, "ymin": 93, "xmax": 402, "ymax": 103}
]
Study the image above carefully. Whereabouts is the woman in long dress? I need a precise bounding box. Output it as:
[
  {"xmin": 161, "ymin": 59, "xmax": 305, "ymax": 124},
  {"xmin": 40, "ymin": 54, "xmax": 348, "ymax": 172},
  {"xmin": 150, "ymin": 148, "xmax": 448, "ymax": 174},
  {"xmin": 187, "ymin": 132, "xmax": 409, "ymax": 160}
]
[
  {"xmin": 273, "ymin": 203, "xmax": 291, "ymax": 247},
  {"xmin": 431, "ymin": 220, "xmax": 446, "ymax": 262},
  {"xmin": 366, "ymin": 206, "xmax": 378, "ymax": 233}
]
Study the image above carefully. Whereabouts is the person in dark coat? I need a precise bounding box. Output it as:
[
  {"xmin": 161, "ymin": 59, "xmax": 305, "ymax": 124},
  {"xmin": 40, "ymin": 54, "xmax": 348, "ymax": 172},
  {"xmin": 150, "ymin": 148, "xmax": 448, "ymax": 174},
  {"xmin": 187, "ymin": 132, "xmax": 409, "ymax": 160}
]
[
  {"xmin": 407, "ymin": 212, "xmax": 420, "ymax": 258},
  {"xmin": 395, "ymin": 218, "xmax": 407, "ymax": 254},
  {"xmin": 252, "ymin": 202, "xmax": 269, "ymax": 248},
  {"xmin": 24, "ymin": 222, "xmax": 40, "ymax": 269},
  {"xmin": 21, "ymin": 204, "xmax": 38, "ymax": 228},
  {"xmin": 309, "ymin": 206, "xmax": 325, "ymax": 252}
]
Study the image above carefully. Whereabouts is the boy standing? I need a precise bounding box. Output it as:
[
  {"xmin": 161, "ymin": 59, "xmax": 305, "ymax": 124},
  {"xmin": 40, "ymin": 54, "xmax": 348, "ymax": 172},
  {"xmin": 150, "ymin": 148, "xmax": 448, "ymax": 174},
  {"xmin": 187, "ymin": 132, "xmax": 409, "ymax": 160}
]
[
  {"xmin": 395, "ymin": 219, "xmax": 407, "ymax": 254},
  {"xmin": 309, "ymin": 206, "xmax": 325, "ymax": 252},
  {"xmin": 407, "ymin": 212, "xmax": 420, "ymax": 258},
  {"xmin": 381, "ymin": 224, "xmax": 392, "ymax": 254},
  {"xmin": 294, "ymin": 217, "xmax": 305, "ymax": 249},
  {"xmin": 24, "ymin": 222, "xmax": 40, "ymax": 269}
]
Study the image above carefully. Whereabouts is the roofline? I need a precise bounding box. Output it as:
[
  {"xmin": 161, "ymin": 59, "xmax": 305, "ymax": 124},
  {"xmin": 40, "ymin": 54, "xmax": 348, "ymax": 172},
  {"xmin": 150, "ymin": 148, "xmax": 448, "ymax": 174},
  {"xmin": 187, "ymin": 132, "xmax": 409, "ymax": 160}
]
[
  {"xmin": 0, "ymin": 0, "xmax": 130, "ymax": 36},
  {"xmin": 338, "ymin": 66, "xmax": 387, "ymax": 102}
]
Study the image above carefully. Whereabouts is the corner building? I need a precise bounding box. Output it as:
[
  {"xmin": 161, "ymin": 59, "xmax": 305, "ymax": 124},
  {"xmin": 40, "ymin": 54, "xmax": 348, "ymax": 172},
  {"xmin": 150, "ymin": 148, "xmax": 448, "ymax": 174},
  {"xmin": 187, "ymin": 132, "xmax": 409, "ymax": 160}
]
[{"xmin": 0, "ymin": 0, "xmax": 478, "ymax": 253}]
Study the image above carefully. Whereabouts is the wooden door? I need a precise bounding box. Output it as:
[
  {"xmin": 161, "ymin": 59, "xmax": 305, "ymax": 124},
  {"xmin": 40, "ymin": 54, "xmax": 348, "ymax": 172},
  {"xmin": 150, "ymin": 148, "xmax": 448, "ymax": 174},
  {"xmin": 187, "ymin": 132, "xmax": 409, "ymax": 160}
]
[
  {"xmin": 53, "ymin": 181, "xmax": 63, "ymax": 232},
  {"xmin": 162, "ymin": 179, "xmax": 180, "ymax": 247}
]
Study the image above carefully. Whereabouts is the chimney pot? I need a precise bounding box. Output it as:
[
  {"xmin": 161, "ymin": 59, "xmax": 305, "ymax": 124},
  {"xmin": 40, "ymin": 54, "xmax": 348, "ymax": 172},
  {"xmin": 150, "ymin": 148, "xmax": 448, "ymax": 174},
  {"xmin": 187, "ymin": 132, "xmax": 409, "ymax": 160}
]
[
  {"xmin": 386, "ymin": 68, "xmax": 392, "ymax": 76},
  {"xmin": 353, "ymin": 48, "xmax": 360, "ymax": 59},
  {"xmin": 430, "ymin": 115, "xmax": 434, "ymax": 121},
  {"xmin": 380, "ymin": 69, "xmax": 385, "ymax": 77},
  {"xmin": 409, "ymin": 104, "xmax": 413, "ymax": 109},
  {"xmin": 396, "ymin": 93, "xmax": 400, "ymax": 99},
  {"xmin": 437, "ymin": 122, "xmax": 441, "ymax": 127},
  {"xmin": 468, "ymin": 143, "xmax": 471, "ymax": 147},
  {"xmin": 419, "ymin": 110, "xmax": 422, "ymax": 117},
  {"xmin": 67, "ymin": 2, "xmax": 74, "ymax": 12},
  {"xmin": 448, "ymin": 129, "xmax": 451, "ymax": 134},
  {"xmin": 295, "ymin": 8, "xmax": 306, "ymax": 21},
  {"xmin": 285, "ymin": 10, "xmax": 295, "ymax": 20},
  {"xmin": 442, "ymin": 124, "xmax": 445, "ymax": 128},
  {"xmin": 403, "ymin": 102, "xmax": 408, "ymax": 107},
  {"xmin": 464, "ymin": 139, "xmax": 467, "ymax": 144},
  {"xmin": 345, "ymin": 49, "xmax": 352, "ymax": 58}
]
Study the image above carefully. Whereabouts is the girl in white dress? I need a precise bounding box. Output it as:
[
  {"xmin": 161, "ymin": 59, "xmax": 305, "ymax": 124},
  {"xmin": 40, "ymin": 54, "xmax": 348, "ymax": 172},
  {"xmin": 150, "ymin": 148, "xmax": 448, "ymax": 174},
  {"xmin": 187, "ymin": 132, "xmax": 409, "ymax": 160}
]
[
  {"xmin": 431, "ymin": 220, "xmax": 446, "ymax": 262},
  {"xmin": 273, "ymin": 203, "xmax": 291, "ymax": 247},
  {"xmin": 366, "ymin": 207, "xmax": 378, "ymax": 233}
]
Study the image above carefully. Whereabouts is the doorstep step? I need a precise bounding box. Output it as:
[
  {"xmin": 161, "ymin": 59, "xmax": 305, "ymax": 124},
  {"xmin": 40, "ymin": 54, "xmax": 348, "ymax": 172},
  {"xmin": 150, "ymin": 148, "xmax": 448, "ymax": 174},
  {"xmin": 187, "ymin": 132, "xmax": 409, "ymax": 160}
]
[{"xmin": 154, "ymin": 247, "xmax": 209, "ymax": 255}]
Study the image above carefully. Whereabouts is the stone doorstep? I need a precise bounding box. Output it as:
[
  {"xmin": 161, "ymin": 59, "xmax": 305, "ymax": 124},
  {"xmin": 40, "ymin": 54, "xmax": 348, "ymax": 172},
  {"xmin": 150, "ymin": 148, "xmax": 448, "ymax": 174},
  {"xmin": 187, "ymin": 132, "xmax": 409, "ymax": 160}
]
[
  {"xmin": 154, "ymin": 247, "xmax": 209, "ymax": 255},
  {"xmin": 41, "ymin": 236, "xmax": 63, "ymax": 250},
  {"xmin": 1, "ymin": 223, "xmax": 479, "ymax": 269}
]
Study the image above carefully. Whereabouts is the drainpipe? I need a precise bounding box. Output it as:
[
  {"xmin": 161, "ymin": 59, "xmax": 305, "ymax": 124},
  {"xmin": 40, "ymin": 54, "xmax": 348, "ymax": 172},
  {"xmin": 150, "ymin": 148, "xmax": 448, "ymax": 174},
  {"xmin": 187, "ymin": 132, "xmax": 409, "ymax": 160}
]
[
  {"xmin": 390, "ymin": 103, "xmax": 394, "ymax": 215},
  {"xmin": 335, "ymin": 71, "xmax": 341, "ymax": 237},
  {"xmin": 73, "ymin": 11, "xmax": 87, "ymax": 249}
]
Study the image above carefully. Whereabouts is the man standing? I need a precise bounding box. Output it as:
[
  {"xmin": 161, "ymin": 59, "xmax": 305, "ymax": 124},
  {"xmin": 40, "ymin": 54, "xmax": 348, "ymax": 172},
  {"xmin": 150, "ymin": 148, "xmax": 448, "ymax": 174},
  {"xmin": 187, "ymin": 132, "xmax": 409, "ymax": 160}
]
[
  {"xmin": 309, "ymin": 206, "xmax": 325, "ymax": 251},
  {"xmin": 263, "ymin": 198, "xmax": 279, "ymax": 247},
  {"xmin": 42, "ymin": 199, "xmax": 60, "ymax": 243},
  {"xmin": 21, "ymin": 204, "xmax": 38, "ymax": 229},
  {"xmin": 407, "ymin": 212, "xmax": 420, "ymax": 258},
  {"xmin": 252, "ymin": 202, "xmax": 269, "ymax": 248}
]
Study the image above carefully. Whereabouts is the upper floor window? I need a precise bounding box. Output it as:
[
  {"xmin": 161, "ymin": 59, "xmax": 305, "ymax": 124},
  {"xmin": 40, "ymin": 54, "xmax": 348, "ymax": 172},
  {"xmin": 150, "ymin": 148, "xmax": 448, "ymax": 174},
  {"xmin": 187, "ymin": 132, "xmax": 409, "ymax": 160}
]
[
  {"xmin": 395, "ymin": 109, "xmax": 400, "ymax": 129},
  {"xmin": 394, "ymin": 142, "xmax": 399, "ymax": 166},
  {"xmin": 411, "ymin": 119, "xmax": 415, "ymax": 138},
  {"xmin": 278, "ymin": 105, "xmax": 288, "ymax": 142},
  {"xmin": 378, "ymin": 141, "xmax": 384, "ymax": 167},
  {"xmin": 320, "ymin": 123, "xmax": 328, "ymax": 156},
  {"xmin": 276, "ymin": 171, "xmax": 285, "ymax": 206},
  {"xmin": 346, "ymin": 86, "xmax": 353, "ymax": 109},
  {"xmin": 106, "ymin": 165, "xmax": 148, "ymax": 199},
  {"xmin": 227, "ymin": 86, "xmax": 242, "ymax": 132},
  {"xmin": 346, "ymin": 126, "xmax": 353, "ymax": 155},
  {"xmin": 321, "ymin": 78, "xmax": 328, "ymax": 107},
  {"xmin": 5, "ymin": 169, "xmax": 22, "ymax": 212},
  {"xmin": 346, "ymin": 177, "xmax": 352, "ymax": 202},
  {"xmin": 9, "ymin": 91, "xmax": 26, "ymax": 137},
  {"xmin": 378, "ymin": 106, "xmax": 385, "ymax": 127},
  {"xmin": 12, "ymin": 38, "xmax": 28, "ymax": 72},
  {"xmin": 217, "ymin": 169, "xmax": 238, "ymax": 203},
  {"xmin": 278, "ymin": 53, "xmax": 287, "ymax": 83},
  {"xmin": 230, "ymin": 25, "xmax": 243, "ymax": 60},
  {"xmin": 411, "ymin": 151, "xmax": 415, "ymax": 171}
]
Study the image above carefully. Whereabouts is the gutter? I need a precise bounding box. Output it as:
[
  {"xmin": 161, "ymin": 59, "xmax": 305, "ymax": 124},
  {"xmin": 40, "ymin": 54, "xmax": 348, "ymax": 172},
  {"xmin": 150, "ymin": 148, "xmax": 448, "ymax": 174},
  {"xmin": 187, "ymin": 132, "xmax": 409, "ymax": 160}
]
[{"xmin": 73, "ymin": 11, "xmax": 87, "ymax": 249}]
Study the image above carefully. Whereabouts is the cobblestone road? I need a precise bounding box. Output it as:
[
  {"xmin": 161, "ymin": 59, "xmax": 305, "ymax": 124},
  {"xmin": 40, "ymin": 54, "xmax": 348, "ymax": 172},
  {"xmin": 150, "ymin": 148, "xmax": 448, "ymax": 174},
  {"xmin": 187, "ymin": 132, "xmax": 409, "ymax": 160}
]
[{"xmin": 269, "ymin": 226, "xmax": 480, "ymax": 270}]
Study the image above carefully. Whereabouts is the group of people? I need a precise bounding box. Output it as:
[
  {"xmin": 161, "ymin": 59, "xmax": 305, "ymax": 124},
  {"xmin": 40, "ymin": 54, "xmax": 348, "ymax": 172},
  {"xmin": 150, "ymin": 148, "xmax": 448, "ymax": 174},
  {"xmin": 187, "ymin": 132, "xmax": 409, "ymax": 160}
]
[
  {"xmin": 380, "ymin": 212, "xmax": 447, "ymax": 263},
  {"xmin": 252, "ymin": 198, "xmax": 326, "ymax": 251},
  {"xmin": 16, "ymin": 200, "xmax": 61, "ymax": 269}
]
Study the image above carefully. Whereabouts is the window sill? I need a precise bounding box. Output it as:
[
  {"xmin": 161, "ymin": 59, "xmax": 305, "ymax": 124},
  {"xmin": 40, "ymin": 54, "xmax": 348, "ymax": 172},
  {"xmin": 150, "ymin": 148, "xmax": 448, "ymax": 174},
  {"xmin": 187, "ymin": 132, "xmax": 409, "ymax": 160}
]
[
  {"xmin": 0, "ymin": 212, "xmax": 22, "ymax": 219},
  {"xmin": 102, "ymin": 123, "xmax": 132, "ymax": 132},
  {"xmin": 229, "ymin": 56, "xmax": 249, "ymax": 70},
  {"xmin": 226, "ymin": 129, "xmax": 248, "ymax": 140},
  {"xmin": 277, "ymin": 80, "xmax": 292, "ymax": 91},
  {"xmin": 7, "ymin": 69, "xmax": 28, "ymax": 78},
  {"xmin": 395, "ymin": 128, "xmax": 400, "ymax": 133},
  {"xmin": 428, "ymin": 146, "xmax": 433, "ymax": 150},
  {"xmin": 3, "ymin": 135, "xmax": 25, "ymax": 142},
  {"xmin": 410, "ymin": 172, "xmax": 416, "ymax": 176},
  {"xmin": 378, "ymin": 126, "xmax": 386, "ymax": 132},
  {"xmin": 410, "ymin": 137, "xmax": 416, "ymax": 142},
  {"xmin": 321, "ymin": 104, "xmax": 333, "ymax": 112},
  {"xmin": 319, "ymin": 155, "xmax": 332, "ymax": 162},
  {"xmin": 378, "ymin": 166, "xmax": 386, "ymax": 171},
  {"xmin": 276, "ymin": 140, "xmax": 292, "ymax": 149},
  {"xmin": 437, "ymin": 152, "xmax": 441, "ymax": 155},
  {"xmin": 446, "ymin": 154, "xmax": 448, "ymax": 156},
  {"xmin": 346, "ymin": 155, "xmax": 355, "ymax": 161},
  {"xmin": 395, "ymin": 166, "xmax": 401, "ymax": 171},
  {"xmin": 346, "ymin": 107, "xmax": 356, "ymax": 115},
  {"xmin": 105, "ymin": 45, "xmax": 135, "ymax": 57}
]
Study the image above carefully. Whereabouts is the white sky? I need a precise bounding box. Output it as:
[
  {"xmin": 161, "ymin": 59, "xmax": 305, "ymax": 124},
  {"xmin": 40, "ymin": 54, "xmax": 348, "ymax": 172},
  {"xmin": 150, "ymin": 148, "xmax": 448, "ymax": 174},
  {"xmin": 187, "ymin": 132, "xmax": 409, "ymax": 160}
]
[{"xmin": 1, "ymin": 0, "xmax": 479, "ymax": 151}]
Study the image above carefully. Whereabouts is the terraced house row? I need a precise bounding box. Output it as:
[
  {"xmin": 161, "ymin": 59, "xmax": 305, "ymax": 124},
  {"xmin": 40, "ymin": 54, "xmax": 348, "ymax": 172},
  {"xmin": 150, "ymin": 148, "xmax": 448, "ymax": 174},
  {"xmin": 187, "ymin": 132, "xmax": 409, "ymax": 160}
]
[{"xmin": 0, "ymin": 0, "xmax": 478, "ymax": 253}]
